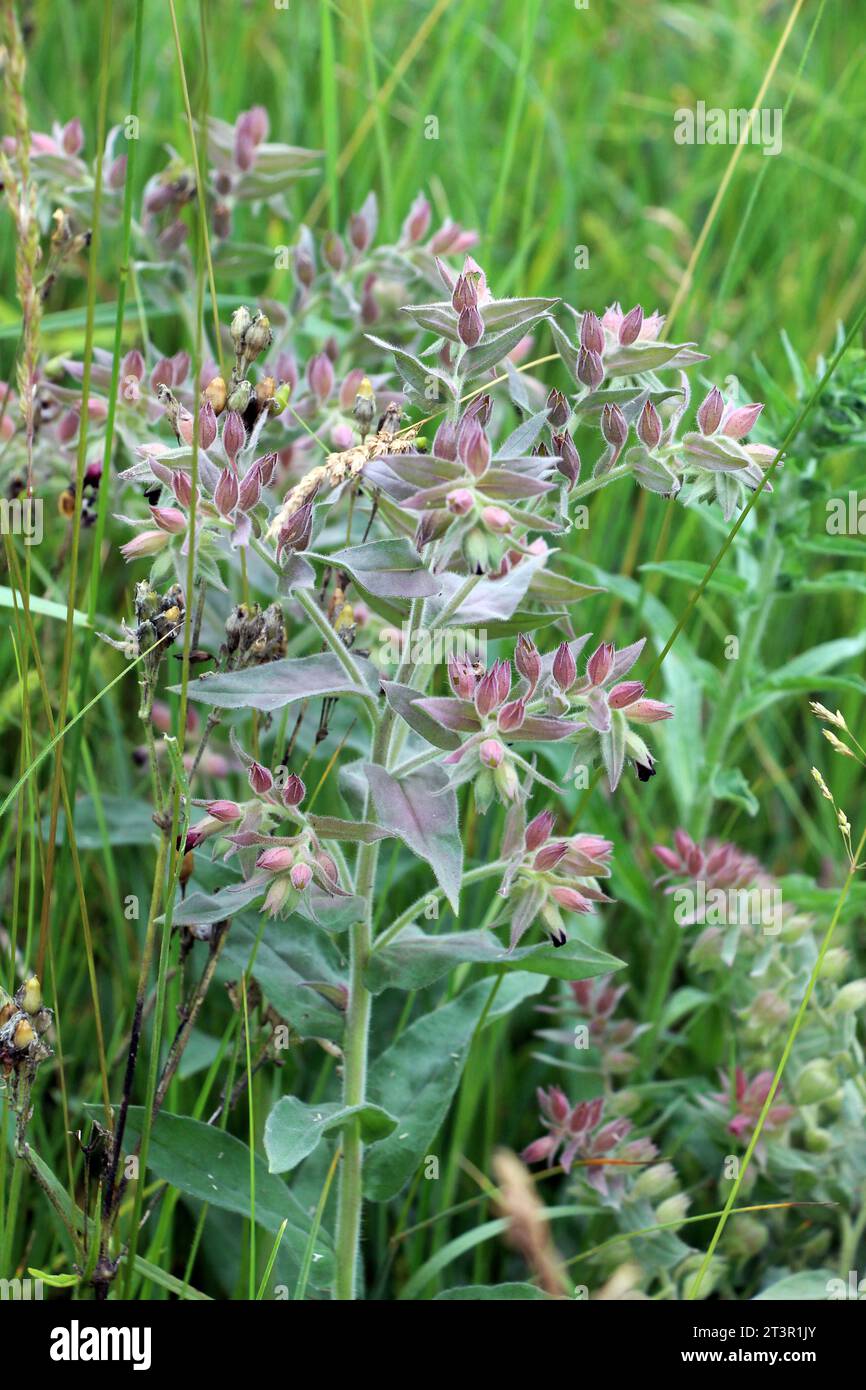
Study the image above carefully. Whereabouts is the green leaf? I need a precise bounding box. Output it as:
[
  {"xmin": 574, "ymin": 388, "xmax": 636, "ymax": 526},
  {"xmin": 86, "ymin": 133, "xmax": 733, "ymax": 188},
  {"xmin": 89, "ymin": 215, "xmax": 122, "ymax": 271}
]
[
  {"xmin": 321, "ymin": 538, "xmax": 440, "ymax": 600},
  {"xmin": 639, "ymin": 560, "xmax": 747, "ymax": 598},
  {"xmin": 0, "ymin": 586, "xmax": 91, "ymax": 627},
  {"xmin": 307, "ymin": 814, "xmax": 394, "ymax": 843},
  {"xmin": 710, "ymin": 766, "xmax": 759, "ymax": 817},
  {"xmin": 364, "ymin": 762, "xmax": 462, "ymax": 913},
  {"xmin": 364, "ymin": 973, "xmax": 546, "ymax": 1200},
  {"xmin": 47, "ymin": 796, "xmax": 155, "ymax": 848},
  {"xmin": 116, "ymin": 1109, "xmax": 335, "ymax": 1289},
  {"xmin": 264, "ymin": 1097, "xmax": 398, "ymax": 1173},
  {"xmin": 173, "ymin": 651, "xmax": 377, "ymax": 712},
  {"xmin": 27, "ymin": 1268, "xmax": 80, "ymax": 1288},
  {"xmin": 366, "ymin": 926, "xmax": 624, "ymax": 994},
  {"xmin": 365, "ymin": 334, "xmax": 455, "ymax": 402},
  {"xmin": 460, "ymin": 312, "xmax": 553, "ymax": 379},
  {"xmin": 434, "ymin": 1283, "xmax": 551, "ymax": 1300},
  {"xmin": 221, "ymin": 915, "xmax": 348, "ymax": 1040},
  {"xmin": 381, "ymin": 681, "xmax": 462, "ymax": 752}
]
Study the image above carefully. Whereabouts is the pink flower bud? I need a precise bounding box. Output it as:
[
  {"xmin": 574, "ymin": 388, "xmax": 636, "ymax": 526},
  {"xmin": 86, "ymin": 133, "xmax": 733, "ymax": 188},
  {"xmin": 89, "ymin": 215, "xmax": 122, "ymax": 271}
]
[
  {"xmin": 534, "ymin": 842, "xmax": 568, "ymax": 871},
  {"xmin": 586, "ymin": 642, "xmax": 614, "ymax": 686},
  {"xmin": 108, "ymin": 154, "xmax": 127, "ymax": 189},
  {"xmin": 474, "ymin": 666, "xmax": 503, "ymax": 718},
  {"xmin": 601, "ymin": 403, "xmax": 628, "ymax": 448},
  {"xmin": 479, "ymin": 738, "xmax": 505, "ymax": 769},
  {"xmin": 238, "ymin": 462, "xmax": 262, "ymax": 513},
  {"xmin": 205, "ymin": 800, "xmax": 243, "ymax": 823},
  {"xmin": 722, "ymin": 403, "xmax": 763, "ymax": 438},
  {"xmin": 451, "ymin": 274, "xmax": 473, "ymax": 313},
  {"xmin": 457, "ymin": 419, "xmax": 490, "ymax": 478},
  {"xmin": 498, "ymin": 697, "xmax": 526, "ymax": 732},
  {"xmin": 248, "ymin": 761, "xmax": 273, "ymax": 795},
  {"xmin": 433, "ymin": 419, "xmax": 458, "ymax": 460},
  {"xmin": 515, "ymin": 634, "xmax": 542, "ymax": 694},
  {"xmin": 448, "ymin": 657, "xmax": 477, "ymax": 700},
  {"xmin": 171, "ymin": 470, "xmax": 194, "ymax": 508},
  {"xmin": 256, "ymin": 846, "xmax": 293, "ymax": 872},
  {"xmin": 121, "ymin": 349, "xmax": 146, "ymax": 381},
  {"xmin": 276, "ymin": 502, "xmax": 313, "ymax": 557},
  {"xmin": 618, "ymin": 304, "xmax": 644, "ymax": 345},
  {"xmin": 551, "ymin": 885, "xmax": 592, "ymax": 913},
  {"xmin": 446, "ymin": 487, "xmax": 474, "ymax": 516},
  {"xmin": 349, "ymin": 203, "xmax": 374, "ymax": 252},
  {"xmin": 525, "ymin": 809, "xmax": 556, "ymax": 852},
  {"xmin": 62, "ymin": 118, "xmax": 84, "ymax": 156},
  {"xmin": 576, "ymin": 347, "xmax": 604, "ymax": 389},
  {"xmin": 623, "ymin": 698, "xmax": 673, "ymax": 724},
  {"xmin": 323, "ymin": 231, "xmax": 346, "ymax": 271},
  {"xmin": 608, "ymin": 680, "xmax": 644, "ymax": 708},
  {"xmin": 402, "ymin": 193, "xmax": 431, "ymax": 244},
  {"xmin": 521, "ymin": 1136, "xmax": 558, "ymax": 1164},
  {"xmin": 150, "ymin": 506, "xmax": 187, "ymax": 534},
  {"xmin": 316, "ymin": 849, "xmax": 339, "ymax": 883},
  {"xmin": 552, "ymin": 641, "xmax": 577, "ymax": 693},
  {"xmin": 654, "ymin": 844, "xmax": 682, "ymax": 872},
  {"xmin": 307, "ymin": 352, "xmax": 335, "ymax": 402},
  {"xmin": 580, "ymin": 310, "xmax": 605, "ymax": 354},
  {"xmin": 697, "ymin": 386, "xmax": 724, "ymax": 435},
  {"xmin": 290, "ymin": 862, "xmax": 312, "ymax": 891},
  {"xmin": 481, "ymin": 504, "xmax": 511, "ymax": 533},
  {"xmin": 546, "ymin": 388, "xmax": 570, "ymax": 428},
  {"xmin": 58, "ymin": 409, "xmax": 79, "ymax": 442},
  {"xmin": 282, "ymin": 774, "xmax": 306, "ymax": 807},
  {"xmin": 119, "ymin": 530, "xmax": 170, "ymax": 561},
  {"xmin": 257, "ymin": 452, "xmax": 277, "ymax": 488},
  {"xmin": 214, "ymin": 467, "xmax": 239, "ymax": 518},
  {"xmin": 199, "ymin": 401, "xmax": 217, "ymax": 450},
  {"xmin": 222, "ymin": 411, "xmax": 246, "ymax": 464},
  {"xmin": 552, "ymin": 431, "xmax": 580, "ymax": 487},
  {"xmin": 458, "ymin": 305, "xmax": 484, "ymax": 348},
  {"xmin": 177, "ymin": 411, "xmax": 195, "ymax": 446},
  {"xmin": 636, "ymin": 399, "xmax": 662, "ymax": 449}
]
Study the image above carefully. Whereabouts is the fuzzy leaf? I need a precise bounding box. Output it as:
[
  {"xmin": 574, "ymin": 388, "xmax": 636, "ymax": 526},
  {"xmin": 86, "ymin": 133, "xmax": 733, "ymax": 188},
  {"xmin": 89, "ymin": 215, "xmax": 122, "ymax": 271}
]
[
  {"xmin": 364, "ymin": 974, "xmax": 546, "ymax": 1200},
  {"xmin": 264, "ymin": 1097, "xmax": 397, "ymax": 1173},
  {"xmin": 113, "ymin": 1109, "xmax": 335, "ymax": 1289},
  {"xmin": 381, "ymin": 682, "xmax": 462, "ymax": 751},
  {"xmin": 366, "ymin": 926, "xmax": 624, "ymax": 993},
  {"xmin": 174, "ymin": 651, "xmax": 378, "ymax": 712},
  {"xmin": 324, "ymin": 538, "xmax": 441, "ymax": 600},
  {"xmin": 363, "ymin": 763, "xmax": 462, "ymax": 912}
]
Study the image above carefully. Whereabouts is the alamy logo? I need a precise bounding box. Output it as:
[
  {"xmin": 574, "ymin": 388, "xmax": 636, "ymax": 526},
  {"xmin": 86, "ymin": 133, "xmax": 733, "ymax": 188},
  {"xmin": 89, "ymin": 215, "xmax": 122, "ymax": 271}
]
[
  {"xmin": 0, "ymin": 496, "xmax": 43, "ymax": 545},
  {"xmin": 674, "ymin": 102, "xmax": 782, "ymax": 157},
  {"xmin": 49, "ymin": 1320, "xmax": 152, "ymax": 1371},
  {"xmin": 0, "ymin": 1276, "xmax": 43, "ymax": 1299},
  {"xmin": 673, "ymin": 881, "xmax": 782, "ymax": 934},
  {"xmin": 826, "ymin": 1271, "xmax": 866, "ymax": 1300}
]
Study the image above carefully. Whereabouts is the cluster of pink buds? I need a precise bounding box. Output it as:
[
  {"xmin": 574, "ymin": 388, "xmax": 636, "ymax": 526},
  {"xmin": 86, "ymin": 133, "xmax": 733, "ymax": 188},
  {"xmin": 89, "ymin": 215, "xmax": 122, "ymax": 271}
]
[
  {"xmin": 498, "ymin": 809, "xmax": 613, "ymax": 949},
  {"xmin": 567, "ymin": 976, "xmax": 645, "ymax": 1076},
  {"xmin": 709, "ymin": 1068, "xmax": 795, "ymax": 1146},
  {"xmin": 546, "ymin": 635, "xmax": 673, "ymax": 789},
  {"xmin": 653, "ymin": 830, "xmax": 767, "ymax": 893},
  {"xmin": 575, "ymin": 303, "xmax": 663, "ymax": 389},
  {"xmin": 522, "ymin": 1086, "xmax": 653, "ymax": 1195},
  {"xmin": 418, "ymin": 644, "xmax": 582, "ymax": 812},
  {"xmin": 180, "ymin": 738, "xmax": 344, "ymax": 921}
]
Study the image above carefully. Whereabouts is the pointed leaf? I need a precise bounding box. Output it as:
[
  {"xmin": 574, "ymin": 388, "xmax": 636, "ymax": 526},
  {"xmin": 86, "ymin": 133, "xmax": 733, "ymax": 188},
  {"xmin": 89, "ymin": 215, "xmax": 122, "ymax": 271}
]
[
  {"xmin": 364, "ymin": 763, "xmax": 462, "ymax": 912},
  {"xmin": 264, "ymin": 1097, "xmax": 398, "ymax": 1173}
]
